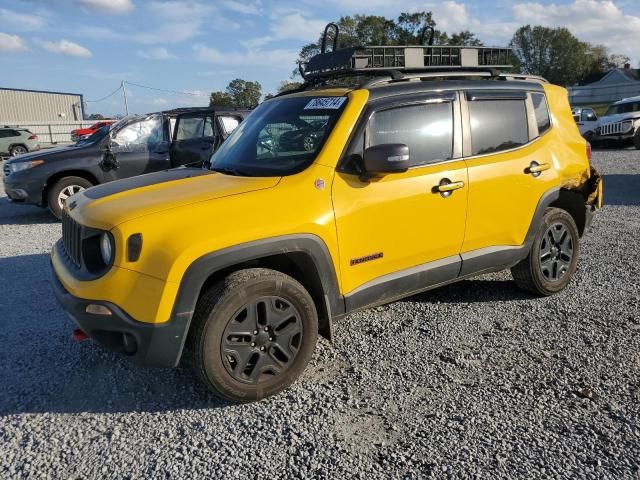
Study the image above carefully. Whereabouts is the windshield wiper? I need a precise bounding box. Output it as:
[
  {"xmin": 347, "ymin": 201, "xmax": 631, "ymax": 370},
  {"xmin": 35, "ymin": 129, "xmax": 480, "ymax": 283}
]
[{"xmin": 211, "ymin": 167, "xmax": 252, "ymax": 177}]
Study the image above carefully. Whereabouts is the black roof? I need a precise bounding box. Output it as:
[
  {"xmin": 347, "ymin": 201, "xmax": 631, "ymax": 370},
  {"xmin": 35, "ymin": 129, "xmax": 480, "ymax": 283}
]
[
  {"xmin": 162, "ymin": 106, "xmax": 251, "ymax": 116},
  {"xmin": 366, "ymin": 78, "xmax": 544, "ymax": 101}
]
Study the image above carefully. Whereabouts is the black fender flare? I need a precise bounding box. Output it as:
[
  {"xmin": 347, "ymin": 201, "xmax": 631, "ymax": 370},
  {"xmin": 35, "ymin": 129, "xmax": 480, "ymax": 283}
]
[{"xmin": 169, "ymin": 234, "xmax": 345, "ymax": 364}]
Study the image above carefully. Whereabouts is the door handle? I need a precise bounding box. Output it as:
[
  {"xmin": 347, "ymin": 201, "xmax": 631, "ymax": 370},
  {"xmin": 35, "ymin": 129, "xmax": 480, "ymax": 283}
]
[
  {"xmin": 526, "ymin": 161, "xmax": 550, "ymax": 177},
  {"xmin": 433, "ymin": 178, "xmax": 465, "ymax": 197}
]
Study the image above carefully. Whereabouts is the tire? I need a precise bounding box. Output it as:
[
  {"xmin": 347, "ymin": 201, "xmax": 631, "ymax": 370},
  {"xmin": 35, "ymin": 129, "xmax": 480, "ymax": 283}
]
[
  {"xmin": 186, "ymin": 268, "xmax": 318, "ymax": 402},
  {"xmin": 9, "ymin": 145, "xmax": 28, "ymax": 156},
  {"xmin": 633, "ymin": 131, "xmax": 640, "ymax": 150},
  {"xmin": 47, "ymin": 176, "xmax": 93, "ymax": 219},
  {"xmin": 511, "ymin": 208, "xmax": 580, "ymax": 296}
]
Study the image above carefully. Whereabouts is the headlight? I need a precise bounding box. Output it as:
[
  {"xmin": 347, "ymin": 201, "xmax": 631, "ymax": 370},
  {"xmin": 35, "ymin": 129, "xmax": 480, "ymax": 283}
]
[
  {"xmin": 8, "ymin": 160, "xmax": 43, "ymax": 174},
  {"xmin": 100, "ymin": 232, "xmax": 114, "ymax": 265}
]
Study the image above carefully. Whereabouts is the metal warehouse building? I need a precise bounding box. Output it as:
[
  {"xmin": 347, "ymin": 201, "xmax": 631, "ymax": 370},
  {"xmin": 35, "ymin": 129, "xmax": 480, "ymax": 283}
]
[{"xmin": 0, "ymin": 87, "xmax": 88, "ymax": 145}]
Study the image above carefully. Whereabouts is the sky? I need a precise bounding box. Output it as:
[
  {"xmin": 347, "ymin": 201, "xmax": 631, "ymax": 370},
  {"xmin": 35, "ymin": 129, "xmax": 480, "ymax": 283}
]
[{"xmin": 0, "ymin": 0, "xmax": 639, "ymax": 117}]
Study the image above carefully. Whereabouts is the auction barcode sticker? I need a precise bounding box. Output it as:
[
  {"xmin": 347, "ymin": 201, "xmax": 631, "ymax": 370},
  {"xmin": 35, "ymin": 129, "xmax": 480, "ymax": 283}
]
[{"xmin": 304, "ymin": 97, "xmax": 347, "ymax": 110}]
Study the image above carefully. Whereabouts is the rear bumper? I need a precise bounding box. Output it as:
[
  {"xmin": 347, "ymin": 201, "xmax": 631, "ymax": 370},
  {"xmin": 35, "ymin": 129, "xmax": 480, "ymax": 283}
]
[{"xmin": 51, "ymin": 267, "xmax": 189, "ymax": 368}]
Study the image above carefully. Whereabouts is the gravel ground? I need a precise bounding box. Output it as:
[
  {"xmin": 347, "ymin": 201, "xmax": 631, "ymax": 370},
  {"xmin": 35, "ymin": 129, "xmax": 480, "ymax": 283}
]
[{"xmin": 1, "ymin": 150, "xmax": 639, "ymax": 479}]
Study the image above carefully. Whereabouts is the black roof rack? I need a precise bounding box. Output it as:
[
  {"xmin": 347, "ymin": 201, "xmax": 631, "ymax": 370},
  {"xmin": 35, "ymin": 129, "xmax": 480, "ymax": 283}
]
[{"xmin": 294, "ymin": 23, "xmax": 532, "ymax": 89}]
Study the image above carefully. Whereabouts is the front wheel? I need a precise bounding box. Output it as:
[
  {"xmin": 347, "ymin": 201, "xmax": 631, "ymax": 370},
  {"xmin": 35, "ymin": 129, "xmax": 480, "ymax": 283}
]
[
  {"xmin": 186, "ymin": 268, "xmax": 318, "ymax": 402},
  {"xmin": 633, "ymin": 130, "xmax": 640, "ymax": 150},
  {"xmin": 47, "ymin": 176, "xmax": 93, "ymax": 219},
  {"xmin": 511, "ymin": 208, "xmax": 580, "ymax": 296}
]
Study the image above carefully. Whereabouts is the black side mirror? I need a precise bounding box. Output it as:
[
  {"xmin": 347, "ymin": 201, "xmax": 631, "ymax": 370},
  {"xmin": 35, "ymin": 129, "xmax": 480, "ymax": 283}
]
[{"xmin": 361, "ymin": 144, "xmax": 410, "ymax": 181}]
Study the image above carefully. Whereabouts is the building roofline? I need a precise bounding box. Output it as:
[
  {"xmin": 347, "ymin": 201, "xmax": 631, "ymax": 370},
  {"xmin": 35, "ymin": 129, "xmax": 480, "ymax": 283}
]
[{"xmin": 0, "ymin": 86, "xmax": 83, "ymax": 97}]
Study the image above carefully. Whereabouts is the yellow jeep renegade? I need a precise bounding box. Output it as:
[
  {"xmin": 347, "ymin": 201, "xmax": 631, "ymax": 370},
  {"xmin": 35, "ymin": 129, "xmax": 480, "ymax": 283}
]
[{"xmin": 51, "ymin": 38, "xmax": 602, "ymax": 402}]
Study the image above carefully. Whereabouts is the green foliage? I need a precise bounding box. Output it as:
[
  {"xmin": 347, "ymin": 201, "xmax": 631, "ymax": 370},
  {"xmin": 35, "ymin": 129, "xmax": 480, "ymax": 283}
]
[
  {"xmin": 210, "ymin": 78, "xmax": 262, "ymax": 108},
  {"xmin": 510, "ymin": 25, "xmax": 630, "ymax": 86}
]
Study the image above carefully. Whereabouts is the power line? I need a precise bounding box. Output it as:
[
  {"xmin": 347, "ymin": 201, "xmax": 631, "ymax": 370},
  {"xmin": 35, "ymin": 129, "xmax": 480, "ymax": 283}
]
[
  {"xmin": 123, "ymin": 81, "xmax": 209, "ymax": 97},
  {"xmin": 85, "ymin": 85, "xmax": 123, "ymax": 103}
]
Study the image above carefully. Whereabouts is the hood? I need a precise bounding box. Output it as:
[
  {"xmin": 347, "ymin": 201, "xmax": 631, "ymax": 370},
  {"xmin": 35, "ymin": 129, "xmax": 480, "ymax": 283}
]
[
  {"xmin": 5, "ymin": 144, "xmax": 93, "ymax": 164},
  {"xmin": 596, "ymin": 112, "xmax": 640, "ymax": 126},
  {"xmin": 68, "ymin": 168, "xmax": 280, "ymax": 229}
]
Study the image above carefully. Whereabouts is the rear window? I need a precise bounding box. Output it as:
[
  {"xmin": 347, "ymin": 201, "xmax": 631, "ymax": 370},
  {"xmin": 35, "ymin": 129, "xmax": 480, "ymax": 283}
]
[
  {"xmin": 469, "ymin": 99, "xmax": 529, "ymax": 156},
  {"xmin": 531, "ymin": 93, "xmax": 551, "ymax": 135},
  {"xmin": 368, "ymin": 102, "xmax": 453, "ymax": 167}
]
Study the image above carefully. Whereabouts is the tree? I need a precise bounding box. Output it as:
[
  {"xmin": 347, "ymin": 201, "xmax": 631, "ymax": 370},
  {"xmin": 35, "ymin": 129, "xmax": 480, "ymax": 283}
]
[
  {"xmin": 88, "ymin": 113, "xmax": 105, "ymax": 120},
  {"xmin": 510, "ymin": 25, "xmax": 591, "ymax": 86},
  {"xmin": 511, "ymin": 26, "xmax": 632, "ymax": 86},
  {"xmin": 209, "ymin": 91, "xmax": 234, "ymax": 107},
  {"xmin": 209, "ymin": 78, "xmax": 262, "ymax": 108},
  {"xmin": 447, "ymin": 30, "xmax": 483, "ymax": 46}
]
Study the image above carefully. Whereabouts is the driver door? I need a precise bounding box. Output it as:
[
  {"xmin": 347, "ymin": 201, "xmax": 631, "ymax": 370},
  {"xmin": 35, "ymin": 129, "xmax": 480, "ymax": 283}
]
[{"xmin": 104, "ymin": 115, "xmax": 170, "ymax": 181}]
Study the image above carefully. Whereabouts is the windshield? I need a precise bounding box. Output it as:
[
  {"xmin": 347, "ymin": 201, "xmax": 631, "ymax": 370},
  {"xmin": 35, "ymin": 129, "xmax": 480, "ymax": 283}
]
[
  {"xmin": 209, "ymin": 96, "xmax": 348, "ymax": 176},
  {"xmin": 605, "ymin": 101, "xmax": 640, "ymax": 117}
]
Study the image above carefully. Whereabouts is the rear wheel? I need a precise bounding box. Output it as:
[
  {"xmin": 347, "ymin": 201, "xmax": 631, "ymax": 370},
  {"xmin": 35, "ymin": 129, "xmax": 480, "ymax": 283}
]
[
  {"xmin": 511, "ymin": 208, "xmax": 580, "ymax": 296},
  {"xmin": 186, "ymin": 268, "xmax": 318, "ymax": 402},
  {"xmin": 9, "ymin": 145, "xmax": 28, "ymax": 156},
  {"xmin": 47, "ymin": 176, "xmax": 93, "ymax": 219}
]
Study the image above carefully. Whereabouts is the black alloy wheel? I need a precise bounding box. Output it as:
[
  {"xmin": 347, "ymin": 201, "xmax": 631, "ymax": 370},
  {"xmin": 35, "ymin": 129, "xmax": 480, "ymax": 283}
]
[{"xmin": 221, "ymin": 296, "xmax": 303, "ymax": 384}]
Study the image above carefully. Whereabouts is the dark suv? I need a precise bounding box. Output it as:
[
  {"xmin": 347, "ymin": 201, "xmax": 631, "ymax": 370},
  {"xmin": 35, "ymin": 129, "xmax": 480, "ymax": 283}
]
[{"xmin": 3, "ymin": 107, "xmax": 248, "ymax": 218}]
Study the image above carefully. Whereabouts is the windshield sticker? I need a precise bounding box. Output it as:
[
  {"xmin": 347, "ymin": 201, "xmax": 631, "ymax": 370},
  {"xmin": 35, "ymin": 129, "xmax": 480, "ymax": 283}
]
[{"xmin": 304, "ymin": 97, "xmax": 347, "ymax": 110}]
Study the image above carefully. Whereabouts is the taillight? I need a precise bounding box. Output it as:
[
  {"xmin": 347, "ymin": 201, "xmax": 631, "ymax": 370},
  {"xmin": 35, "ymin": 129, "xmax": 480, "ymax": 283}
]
[
  {"xmin": 28, "ymin": 135, "xmax": 38, "ymax": 140},
  {"xmin": 586, "ymin": 142, "xmax": 592, "ymax": 164}
]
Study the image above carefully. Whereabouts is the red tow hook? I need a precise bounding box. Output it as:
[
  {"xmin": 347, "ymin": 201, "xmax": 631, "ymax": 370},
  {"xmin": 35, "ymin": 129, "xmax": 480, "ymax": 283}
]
[{"xmin": 72, "ymin": 329, "xmax": 89, "ymax": 342}]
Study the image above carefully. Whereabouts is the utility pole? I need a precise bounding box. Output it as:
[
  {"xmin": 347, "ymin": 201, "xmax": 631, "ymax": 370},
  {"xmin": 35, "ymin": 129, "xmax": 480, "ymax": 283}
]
[{"xmin": 121, "ymin": 80, "xmax": 129, "ymax": 116}]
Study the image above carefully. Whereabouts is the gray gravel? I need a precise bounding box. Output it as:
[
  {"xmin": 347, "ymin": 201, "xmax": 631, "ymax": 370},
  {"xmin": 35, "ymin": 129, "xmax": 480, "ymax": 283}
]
[{"xmin": 1, "ymin": 149, "xmax": 639, "ymax": 479}]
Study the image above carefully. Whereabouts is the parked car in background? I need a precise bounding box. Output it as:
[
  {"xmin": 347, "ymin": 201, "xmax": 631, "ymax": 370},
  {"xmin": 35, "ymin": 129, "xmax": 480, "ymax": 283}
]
[
  {"xmin": 71, "ymin": 120, "xmax": 115, "ymax": 142},
  {"xmin": 571, "ymin": 107, "xmax": 598, "ymax": 140},
  {"xmin": 591, "ymin": 96, "xmax": 640, "ymax": 149},
  {"xmin": 3, "ymin": 107, "xmax": 248, "ymax": 218},
  {"xmin": 0, "ymin": 127, "xmax": 40, "ymax": 157}
]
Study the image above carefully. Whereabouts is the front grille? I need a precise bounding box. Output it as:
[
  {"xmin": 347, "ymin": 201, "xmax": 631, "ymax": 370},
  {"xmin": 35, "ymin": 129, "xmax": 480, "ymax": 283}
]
[
  {"xmin": 599, "ymin": 121, "xmax": 632, "ymax": 136},
  {"xmin": 2, "ymin": 162, "xmax": 10, "ymax": 177},
  {"xmin": 62, "ymin": 211, "xmax": 83, "ymax": 269}
]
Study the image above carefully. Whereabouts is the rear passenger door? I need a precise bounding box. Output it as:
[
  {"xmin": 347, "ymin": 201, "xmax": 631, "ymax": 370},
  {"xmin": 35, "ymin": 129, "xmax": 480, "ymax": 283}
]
[
  {"xmin": 460, "ymin": 90, "xmax": 559, "ymax": 264},
  {"xmin": 170, "ymin": 113, "xmax": 216, "ymax": 167},
  {"xmin": 332, "ymin": 94, "xmax": 468, "ymax": 298}
]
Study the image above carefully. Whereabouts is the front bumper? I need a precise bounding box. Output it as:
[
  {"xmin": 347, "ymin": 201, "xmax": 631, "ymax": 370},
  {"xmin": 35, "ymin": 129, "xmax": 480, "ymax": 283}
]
[
  {"xmin": 2, "ymin": 175, "xmax": 44, "ymax": 204},
  {"xmin": 51, "ymin": 268, "xmax": 189, "ymax": 368},
  {"xmin": 591, "ymin": 130, "xmax": 635, "ymax": 144}
]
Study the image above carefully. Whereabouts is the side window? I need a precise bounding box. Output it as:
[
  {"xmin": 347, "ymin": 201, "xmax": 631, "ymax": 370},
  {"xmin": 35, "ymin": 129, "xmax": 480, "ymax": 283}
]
[
  {"xmin": 368, "ymin": 102, "xmax": 454, "ymax": 167},
  {"xmin": 469, "ymin": 99, "xmax": 529, "ymax": 155},
  {"xmin": 111, "ymin": 116, "xmax": 165, "ymax": 153},
  {"xmin": 531, "ymin": 93, "xmax": 551, "ymax": 135},
  {"xmin": 176, "ymin": 116, "xmax": 205, "ymax": 141},
  {"xmin": 581, "ymin": 109, "xmax": 596, "ymax": 122},
  {"xmin": 0, "ymin": 130, "xmax": 10, "ymax": 138},
  {"xmin": 219, "ymin": 116, "xmax": 240, "ymax": 136}
]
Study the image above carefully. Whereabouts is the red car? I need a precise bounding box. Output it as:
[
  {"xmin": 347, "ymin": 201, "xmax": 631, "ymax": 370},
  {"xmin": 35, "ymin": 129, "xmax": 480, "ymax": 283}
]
[{"xmin": 71, "ymin": 121, "xmax": 114, "ymax": 141}]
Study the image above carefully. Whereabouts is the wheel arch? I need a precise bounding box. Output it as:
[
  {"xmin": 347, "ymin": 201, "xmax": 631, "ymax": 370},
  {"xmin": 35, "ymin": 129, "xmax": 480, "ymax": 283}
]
[
  {"xmin": 172, "ymin": 235, "xmax": 345, "ymax": 361},
  {"xmin": 43, "ymin": 170, "xmax": 99, "ymax": 205},
  {"xmin": 8, "ymin": 143, "xmax": 29, "ymax": 153},
  {"xmin": 549, "ymin": 188, "xmax": 589, "ymax": 237}
]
